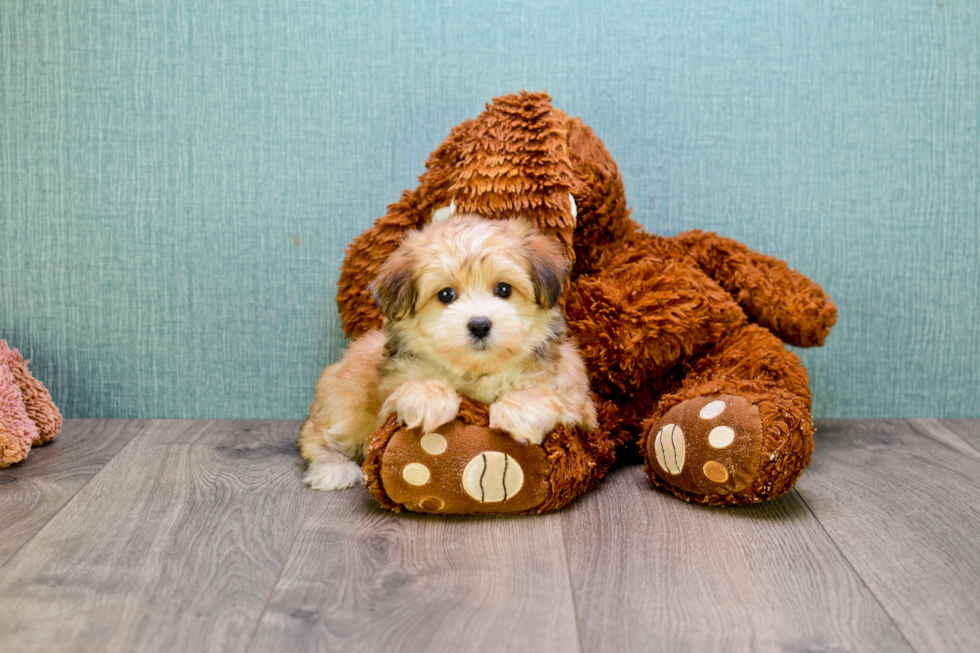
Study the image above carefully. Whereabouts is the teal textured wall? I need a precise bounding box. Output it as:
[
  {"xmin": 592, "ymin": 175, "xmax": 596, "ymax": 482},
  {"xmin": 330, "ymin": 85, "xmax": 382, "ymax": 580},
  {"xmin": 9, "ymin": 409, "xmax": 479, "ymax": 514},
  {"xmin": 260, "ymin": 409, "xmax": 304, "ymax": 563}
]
[{"xmin": 1, "ymin": 1, "xmax": 978, "ymax": 419}]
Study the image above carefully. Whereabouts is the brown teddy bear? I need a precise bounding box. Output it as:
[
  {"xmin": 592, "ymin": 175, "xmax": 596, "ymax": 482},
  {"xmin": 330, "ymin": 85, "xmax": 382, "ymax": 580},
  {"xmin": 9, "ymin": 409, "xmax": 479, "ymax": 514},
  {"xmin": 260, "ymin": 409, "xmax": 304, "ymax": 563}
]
[{"xmin": 335, "ymin": 91, "xmax": 836, "ymax": 513}]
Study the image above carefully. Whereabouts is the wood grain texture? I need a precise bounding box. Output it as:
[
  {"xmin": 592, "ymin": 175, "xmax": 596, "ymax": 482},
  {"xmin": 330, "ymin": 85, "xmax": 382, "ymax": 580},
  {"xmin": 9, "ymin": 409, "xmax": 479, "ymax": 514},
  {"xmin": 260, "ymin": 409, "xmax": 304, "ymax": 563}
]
[
  {"xmin": 0, "ymin": 419, "xmax": 144, "ymax": 567},
  {"xmin": 561, "ymin": 465, "xmax": 914, "ymax": 653},
  {"xmin": 797, "ymin": 420, "xmax": 980, "ymax": 653},
  {"xmin": 248, "ymin": 490, "xmax": 581, "ymax": 653},
  {"xmin": 3, "ymin": 419, "xmax": 979, "ymax": 653},
  {"xmin": 0, "ymin": 420, "xmax": 312, "ymax": 653},
  {"xmin": 929, "ymin": 419, "xmax": 980, "ymax": 454}
]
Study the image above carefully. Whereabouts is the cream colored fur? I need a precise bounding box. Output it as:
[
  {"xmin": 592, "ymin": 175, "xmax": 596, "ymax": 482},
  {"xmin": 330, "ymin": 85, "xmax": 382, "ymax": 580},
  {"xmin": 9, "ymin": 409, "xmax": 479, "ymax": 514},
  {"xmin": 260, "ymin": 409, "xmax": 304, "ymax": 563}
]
[{"xmin": 298, "ymin": 216, "xmax": 597, "ymax": 491}]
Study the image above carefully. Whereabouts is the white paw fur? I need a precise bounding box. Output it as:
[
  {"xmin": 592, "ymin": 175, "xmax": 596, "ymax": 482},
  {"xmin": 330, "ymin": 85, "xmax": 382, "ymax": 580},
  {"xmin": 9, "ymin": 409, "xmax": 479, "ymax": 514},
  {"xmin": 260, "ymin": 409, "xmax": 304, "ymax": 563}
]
[
  {"xmin": 304, "ymin": 458, "xmax": 364, "ymax": 491},
  {"xmin": 382, "ymin": 377, "xmax": 461, "ymax": 433},
  {"xmin": 489, "ymin": 389, "xmax": 564, "ymax": 445}
]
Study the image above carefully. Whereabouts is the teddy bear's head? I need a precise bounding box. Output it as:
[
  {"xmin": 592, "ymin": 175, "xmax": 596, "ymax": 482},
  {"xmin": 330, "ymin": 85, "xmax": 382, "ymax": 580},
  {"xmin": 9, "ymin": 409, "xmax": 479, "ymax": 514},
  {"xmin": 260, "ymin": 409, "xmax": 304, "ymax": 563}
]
[
  {"xmin": 413, "ymin": 91, "xmax": 578, "ymax": 258},
  {"xmin": 338, "ymin": 91, "xmax": 633, "ymax": 338},
  {"xmin": 417, "ymin": 92, "xmax": 635, "ymax": 269}
]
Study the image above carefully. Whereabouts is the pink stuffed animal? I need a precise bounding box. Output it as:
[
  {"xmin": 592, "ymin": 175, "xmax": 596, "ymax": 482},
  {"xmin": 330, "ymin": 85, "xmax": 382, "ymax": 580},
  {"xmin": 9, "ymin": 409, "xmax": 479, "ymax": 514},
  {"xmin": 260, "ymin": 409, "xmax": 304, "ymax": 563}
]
[{"xmin": 0, "ymin": 341, "xmax": 62, "ymax": 467}]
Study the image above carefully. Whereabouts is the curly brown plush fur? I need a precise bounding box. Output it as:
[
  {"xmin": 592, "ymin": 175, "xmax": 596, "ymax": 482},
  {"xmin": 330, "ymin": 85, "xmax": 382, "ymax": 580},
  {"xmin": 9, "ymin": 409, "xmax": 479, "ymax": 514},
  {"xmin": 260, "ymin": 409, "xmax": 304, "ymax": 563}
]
[{"xmin": 340, "ymin": 91, "xmax": 836, "ymax": 512}]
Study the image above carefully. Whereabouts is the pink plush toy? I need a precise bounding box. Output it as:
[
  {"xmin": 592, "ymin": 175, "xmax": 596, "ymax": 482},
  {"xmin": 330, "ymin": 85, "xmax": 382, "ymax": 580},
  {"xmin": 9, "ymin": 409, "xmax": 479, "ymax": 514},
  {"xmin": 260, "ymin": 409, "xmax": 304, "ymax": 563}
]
[{"xmin": 0, "ymin": 341, "xmax": 62, "ymax": 467}]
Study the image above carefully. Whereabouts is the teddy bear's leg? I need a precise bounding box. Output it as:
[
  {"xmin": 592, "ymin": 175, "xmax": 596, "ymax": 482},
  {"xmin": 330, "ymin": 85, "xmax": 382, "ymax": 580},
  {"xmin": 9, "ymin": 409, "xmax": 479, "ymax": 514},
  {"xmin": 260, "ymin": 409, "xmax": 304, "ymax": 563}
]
[
  {"xmin": 362, "ymin": 397, "xmax": 624, "ymax": 515},
  {"xmin": 640, "ymin": 323, "xmax": 815, "ymax": 506}
]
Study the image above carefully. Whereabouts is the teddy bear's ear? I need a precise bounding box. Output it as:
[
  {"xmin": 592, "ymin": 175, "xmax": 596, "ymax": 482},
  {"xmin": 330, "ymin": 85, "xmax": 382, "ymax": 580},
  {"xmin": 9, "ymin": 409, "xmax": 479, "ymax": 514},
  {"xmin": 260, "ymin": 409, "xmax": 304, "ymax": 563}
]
[
  {"xmin": 369, "ymin": 249, "xmax": 417, "ymax": 321},
  {"xmin": 523, "ymin": 231, "xmax": 571, "ymax": 309}
]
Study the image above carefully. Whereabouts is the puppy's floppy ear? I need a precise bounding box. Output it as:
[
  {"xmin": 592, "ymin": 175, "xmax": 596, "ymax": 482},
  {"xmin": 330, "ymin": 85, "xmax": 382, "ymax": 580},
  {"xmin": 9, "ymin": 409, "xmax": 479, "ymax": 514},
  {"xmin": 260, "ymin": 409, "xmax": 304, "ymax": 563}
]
[
  {"xmin": 524, "ymin": 232, "xmax": 572, "ymax": 309},
  {"xmin": 370, "ymin": 249, "xmax": 417, "ymax": 321}
]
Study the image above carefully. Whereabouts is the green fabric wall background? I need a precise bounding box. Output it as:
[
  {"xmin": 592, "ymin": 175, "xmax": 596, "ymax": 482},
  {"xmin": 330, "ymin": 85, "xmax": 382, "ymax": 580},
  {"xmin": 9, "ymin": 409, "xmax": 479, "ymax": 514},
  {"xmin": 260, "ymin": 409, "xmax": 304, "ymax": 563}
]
[{"xmin": 2, "ymin": 1, "xmax": 978, "ymax": 419}]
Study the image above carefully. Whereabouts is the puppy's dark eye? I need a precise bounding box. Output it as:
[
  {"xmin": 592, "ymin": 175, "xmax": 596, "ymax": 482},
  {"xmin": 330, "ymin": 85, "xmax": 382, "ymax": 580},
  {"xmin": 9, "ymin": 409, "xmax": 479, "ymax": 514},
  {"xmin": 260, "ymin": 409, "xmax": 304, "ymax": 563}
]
[
  {"xmin": 494, "ymin": 282, "xmax": 512, "ymax": 299},
  {"xmin": 437, "ymin": 288, "xmax": 457, "ymax": 304}
]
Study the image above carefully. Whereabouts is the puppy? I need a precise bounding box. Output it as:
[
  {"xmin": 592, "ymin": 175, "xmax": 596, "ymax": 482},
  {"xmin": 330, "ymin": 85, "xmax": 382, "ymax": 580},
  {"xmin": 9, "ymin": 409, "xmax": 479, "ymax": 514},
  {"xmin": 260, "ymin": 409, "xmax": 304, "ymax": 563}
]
[{"xmin": 298, "ymin": 215, "xmax": 598, "ymax": 491}]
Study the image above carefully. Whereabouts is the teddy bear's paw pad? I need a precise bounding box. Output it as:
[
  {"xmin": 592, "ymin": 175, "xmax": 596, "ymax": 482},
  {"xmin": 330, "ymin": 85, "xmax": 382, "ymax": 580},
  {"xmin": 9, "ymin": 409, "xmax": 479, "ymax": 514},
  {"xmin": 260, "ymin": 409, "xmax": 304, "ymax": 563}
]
[
  {"xmin": 462, "ymin": 452, "xmax": 524, "ymax": 502},
  {"xmin": 379, "ymin": 423, "xmax": 549, "ymax": 514},
  {"xmin": 648, "ymin": 395, "xmax": 763, "ymax": 495}
]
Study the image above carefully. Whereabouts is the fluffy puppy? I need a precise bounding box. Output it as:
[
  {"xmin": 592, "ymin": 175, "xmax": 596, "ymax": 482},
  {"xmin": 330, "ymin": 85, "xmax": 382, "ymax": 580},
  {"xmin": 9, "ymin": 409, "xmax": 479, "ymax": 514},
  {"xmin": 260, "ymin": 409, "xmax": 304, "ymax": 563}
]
[{"xmin": 298, "ymin": 215, "xmax": 597, "ymax": 491}]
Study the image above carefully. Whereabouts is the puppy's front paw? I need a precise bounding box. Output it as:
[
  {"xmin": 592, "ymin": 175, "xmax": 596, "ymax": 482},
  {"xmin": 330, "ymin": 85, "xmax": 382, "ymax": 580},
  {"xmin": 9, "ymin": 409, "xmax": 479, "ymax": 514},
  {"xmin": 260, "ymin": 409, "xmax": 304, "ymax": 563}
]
[
  {"xmin": 489, "ymin": 389, "xmax": 562, "ymax": 445},
  {"xmin": 304, "ymin": 459, "xmax": 364, "ymax": 491},
  {"xmin": 382, "ymin": 377, "xmax": 461, "ymax": 433}
]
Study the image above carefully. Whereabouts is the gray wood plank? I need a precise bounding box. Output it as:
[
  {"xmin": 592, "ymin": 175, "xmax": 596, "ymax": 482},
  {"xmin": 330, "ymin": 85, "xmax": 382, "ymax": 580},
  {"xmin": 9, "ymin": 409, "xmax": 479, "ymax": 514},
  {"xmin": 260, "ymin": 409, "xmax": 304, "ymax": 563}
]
[
  {"xmin": 0, "ymin": 420, "xmax": 312, "ymax": 653},
  {"xmin": 797, "ymin": 420, "xmax": 980, "ymax": 653},
  {"xmin": 248, "ymin": 489, "xmax": 581, "ymax": 653},
  {"xmin": 0, "ymin": 419, "xmax": 144, "ymax": 567},
  {"xmin": 561, "ymin": 465, "xmax": 914, "ymax": 653},
  {"xmin": 906, "ymin": 419, "xmax": 980, "ymax": 462},
  {"xmin": 924, "ymin": 419, "xmax": 980, "ymax": 454}
]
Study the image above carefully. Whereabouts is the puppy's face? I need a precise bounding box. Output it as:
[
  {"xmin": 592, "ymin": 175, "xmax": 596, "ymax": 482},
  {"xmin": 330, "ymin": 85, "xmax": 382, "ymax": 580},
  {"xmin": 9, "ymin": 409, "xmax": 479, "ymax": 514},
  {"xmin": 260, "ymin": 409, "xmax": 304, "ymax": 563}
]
[{"xmin": 370, "ymin": 215, "xmax": 569, "ymax": 377}]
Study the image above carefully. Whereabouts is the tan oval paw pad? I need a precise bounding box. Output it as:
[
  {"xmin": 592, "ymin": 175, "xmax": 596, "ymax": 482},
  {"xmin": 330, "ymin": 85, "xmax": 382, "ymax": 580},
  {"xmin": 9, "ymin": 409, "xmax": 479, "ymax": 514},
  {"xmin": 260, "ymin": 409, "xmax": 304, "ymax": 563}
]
[
  {"xmin": 402, "ymin": 462, "xmax": 431, "ymax": 486},
  {"xmin": 702, "ymin": 461, "xmax": 730, "ymax": 483},
  {"xmin": 699, "ymin": 400, "xmax": 727, "ymax": 419},
  {"xmin": 419, "ymin": 496, "xmax": 444, "ymax": 511},
  {"xmin": 708, "ymin": 426, "xmax": 735, "ymax": 448},
  {"xmin": 462, "ymin": 452, "xmax": 524, "ymax": 503},
  {"xmin": 420, "ymin": 432, "xmax": 448, "ymax": 455},
  {"xmin": 653, "ymin": 424, "xmax": 686, "ymax": 475}
]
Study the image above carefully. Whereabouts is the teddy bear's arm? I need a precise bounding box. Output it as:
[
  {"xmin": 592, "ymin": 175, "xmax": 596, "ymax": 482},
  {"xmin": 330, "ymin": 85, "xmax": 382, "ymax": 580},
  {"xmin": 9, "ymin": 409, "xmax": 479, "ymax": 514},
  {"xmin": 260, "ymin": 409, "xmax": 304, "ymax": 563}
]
[
  {"xmin": 673, "ymin": 230, "xmax": 838, "ymax": 347},
  {"xmin": 337, "ymin": 190, "xmax": 426, "ymax": 339}
]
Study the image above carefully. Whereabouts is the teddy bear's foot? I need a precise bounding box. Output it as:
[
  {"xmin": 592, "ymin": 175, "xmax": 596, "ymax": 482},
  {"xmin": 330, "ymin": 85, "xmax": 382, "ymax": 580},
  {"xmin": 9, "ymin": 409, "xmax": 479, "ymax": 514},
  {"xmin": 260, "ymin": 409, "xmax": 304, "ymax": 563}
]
[
  {"xmin": 646, "ymin": 394, "xmax": 765, "ymax": 499},
  {"xmin": 375, "ymin": 422, "xmax": 553, "ymax": 514},
  {"xmin": 362, "ymin": 397, "xmax": 625, "ymax": 515},
  {"xmin": 643, "ymin": 387, "xmax": 815, "ymax": 506}
]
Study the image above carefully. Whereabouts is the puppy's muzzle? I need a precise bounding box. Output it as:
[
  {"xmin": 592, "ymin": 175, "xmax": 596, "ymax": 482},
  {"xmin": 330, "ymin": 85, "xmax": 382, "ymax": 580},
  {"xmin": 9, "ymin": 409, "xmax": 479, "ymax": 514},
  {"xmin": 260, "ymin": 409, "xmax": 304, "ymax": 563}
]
[{"xmin": 467, "ymin": 317, "xmax": 492, "ymax": 340}]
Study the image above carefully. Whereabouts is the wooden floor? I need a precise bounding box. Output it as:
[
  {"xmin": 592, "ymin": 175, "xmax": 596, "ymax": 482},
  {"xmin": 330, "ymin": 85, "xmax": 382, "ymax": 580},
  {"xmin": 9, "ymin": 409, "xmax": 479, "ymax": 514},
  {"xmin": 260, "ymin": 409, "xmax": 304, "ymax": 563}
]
[{"xmin": 1, "ymin": 420, "xmax": 979, "ymax": 653}]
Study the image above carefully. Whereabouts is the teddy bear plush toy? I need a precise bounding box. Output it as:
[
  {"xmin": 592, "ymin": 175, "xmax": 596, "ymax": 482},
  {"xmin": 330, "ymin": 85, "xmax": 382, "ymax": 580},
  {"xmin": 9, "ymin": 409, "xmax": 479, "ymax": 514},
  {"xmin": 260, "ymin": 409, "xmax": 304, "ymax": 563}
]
[
  {"xmin": 336, "ymin": 92, "xmax": 836, "ymax": 514},
  {"xmin": 0, "ymin": 340, "xmax": 62, "ymax": 467}
]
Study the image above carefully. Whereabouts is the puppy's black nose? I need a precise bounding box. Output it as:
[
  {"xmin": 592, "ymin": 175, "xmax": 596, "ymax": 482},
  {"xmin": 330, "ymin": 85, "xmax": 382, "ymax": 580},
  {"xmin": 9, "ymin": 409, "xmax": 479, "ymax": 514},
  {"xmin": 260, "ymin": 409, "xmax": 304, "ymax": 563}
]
[{"xmin": 467, "ymin": 317, "xmax": 492, "ymax": 340}]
